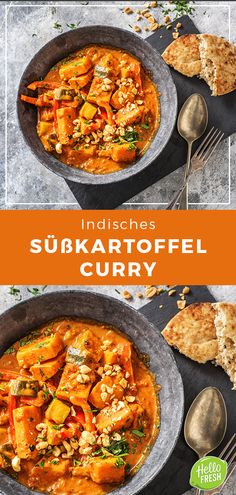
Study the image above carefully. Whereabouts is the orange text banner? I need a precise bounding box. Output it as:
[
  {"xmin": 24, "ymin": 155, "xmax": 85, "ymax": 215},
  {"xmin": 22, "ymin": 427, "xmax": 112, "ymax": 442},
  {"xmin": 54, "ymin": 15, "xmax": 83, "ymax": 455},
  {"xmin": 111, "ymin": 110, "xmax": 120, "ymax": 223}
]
[{"xmin": 0, "ymin": 210, "xmax": 235, "ymax": 285}]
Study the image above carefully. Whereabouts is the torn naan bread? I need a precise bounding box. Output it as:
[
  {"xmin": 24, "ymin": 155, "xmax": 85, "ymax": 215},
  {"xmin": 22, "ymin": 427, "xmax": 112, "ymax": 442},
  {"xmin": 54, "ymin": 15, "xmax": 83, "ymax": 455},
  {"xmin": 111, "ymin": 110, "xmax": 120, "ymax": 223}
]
[
  {"xmin": 162, "ymin": 302, "xmax": 218, "ymax": 364},
  {"xmin": 199, "ymin": 34, "xmax": 236, "ymax": 96},
  {"xmin": 162, "ymin": 34, "xmax": 201, "ymax": 77},
  {"xmin": 162, "ymin": 33, "xmax": 236, "ymax": 96},
  {"xmin": 213, "ymin": 302, "xmax": 236, "ymax": 388}
]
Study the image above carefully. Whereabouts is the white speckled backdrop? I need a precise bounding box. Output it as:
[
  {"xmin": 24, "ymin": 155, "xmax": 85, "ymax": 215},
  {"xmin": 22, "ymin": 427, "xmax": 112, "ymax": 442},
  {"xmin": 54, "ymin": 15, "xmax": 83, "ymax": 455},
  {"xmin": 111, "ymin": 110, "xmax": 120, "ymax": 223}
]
[
  {"xmin": 0, "ymin": 283, "xmax": 236, "ymax": 494},
  {"xmin": 1, "ymin": 0, "xmax": 236, "ymax": 210}
]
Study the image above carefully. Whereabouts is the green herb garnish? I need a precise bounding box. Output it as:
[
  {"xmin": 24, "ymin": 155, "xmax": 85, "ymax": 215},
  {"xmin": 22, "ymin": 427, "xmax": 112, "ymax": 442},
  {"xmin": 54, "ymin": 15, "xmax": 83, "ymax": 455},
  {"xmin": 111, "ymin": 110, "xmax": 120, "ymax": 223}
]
[
  {"xmin": 53, "ymin": 21, "xmax": 62, "ymax": 30},
  {"xmin": 5, "ymin": 346, "xmax": 15, "ymax": 355},
  {"xmin": 8, "ymin": 286, "xmax": 22, "ymax": 300},
  {"xmin": 122, "ymin": 130, "xmax": 138, "ymax": 143},
  {"xmin": 131, "ymin": 429, "xmax": 145, "ymax": 438},
  {"xmin": 115, "ymin": 457, "xmax": 125, "ymax": 468},
  {"xmin": 52, "ymin": 424, "xmax": 64, "ymax": 430},
  {"xmin": 27, "ymin": 286, "xmax": 47, "ymax": 297},
  {"xmin": 141, "ymin": 123, "xmax": 149, "ymax": 130},
  {"xmin": 159, "ymin": 0, "xmax": 195, "ymax": 19},
  {"xmin": 66, "ymin": 22, "xmax": 81, "ymax": 29}
]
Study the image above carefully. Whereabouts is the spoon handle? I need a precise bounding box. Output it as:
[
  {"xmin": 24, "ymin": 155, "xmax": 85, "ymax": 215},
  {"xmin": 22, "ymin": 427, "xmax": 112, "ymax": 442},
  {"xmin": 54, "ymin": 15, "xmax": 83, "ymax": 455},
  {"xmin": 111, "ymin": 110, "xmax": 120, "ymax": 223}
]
[{"xmin": 178, "ymin": 141, "xmax": 192, "ymax": 210}]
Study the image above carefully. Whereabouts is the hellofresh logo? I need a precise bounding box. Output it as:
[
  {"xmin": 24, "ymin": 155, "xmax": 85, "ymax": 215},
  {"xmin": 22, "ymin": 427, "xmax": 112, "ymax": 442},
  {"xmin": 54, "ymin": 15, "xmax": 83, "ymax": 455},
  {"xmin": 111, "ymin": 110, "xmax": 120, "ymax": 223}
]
[{"xmin": 190, "ymin": 456, "xmax": 228, "ymax": 490}]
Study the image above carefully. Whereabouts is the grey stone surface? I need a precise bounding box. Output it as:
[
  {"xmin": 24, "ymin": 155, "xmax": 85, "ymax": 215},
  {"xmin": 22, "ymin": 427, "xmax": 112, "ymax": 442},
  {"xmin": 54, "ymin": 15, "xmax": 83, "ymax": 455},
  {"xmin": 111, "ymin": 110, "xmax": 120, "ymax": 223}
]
[
  {"xmin": 1, "ymin": 0, "xmax": 235, "ymax": 209},
  {"xmin": 0, "ymin": 284, "xmax": 235, "ymax": 494}
]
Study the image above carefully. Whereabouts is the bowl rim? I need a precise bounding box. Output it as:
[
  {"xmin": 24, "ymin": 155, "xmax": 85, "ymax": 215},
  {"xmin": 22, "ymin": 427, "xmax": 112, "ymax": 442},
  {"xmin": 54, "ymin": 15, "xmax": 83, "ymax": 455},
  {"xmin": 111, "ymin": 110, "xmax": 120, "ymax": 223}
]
[
  {"xmin": 17, "ymin": 24, "xmax": 178, "ymax": 185},
  {"xmin": 0, "ymin": 289, "xmax": 184, "ymax": 495}
]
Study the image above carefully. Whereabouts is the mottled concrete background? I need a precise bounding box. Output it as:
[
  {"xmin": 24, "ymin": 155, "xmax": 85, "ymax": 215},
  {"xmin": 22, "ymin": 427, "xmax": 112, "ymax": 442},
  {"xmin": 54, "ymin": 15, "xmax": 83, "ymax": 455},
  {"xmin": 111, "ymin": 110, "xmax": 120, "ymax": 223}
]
[
  {"xmin": 0, "ymin": 283, "xmax": 236, "ymax": 495},
  {"xmin": 1, "ymin": 0, "xmax": 235, "ymax": 210}
]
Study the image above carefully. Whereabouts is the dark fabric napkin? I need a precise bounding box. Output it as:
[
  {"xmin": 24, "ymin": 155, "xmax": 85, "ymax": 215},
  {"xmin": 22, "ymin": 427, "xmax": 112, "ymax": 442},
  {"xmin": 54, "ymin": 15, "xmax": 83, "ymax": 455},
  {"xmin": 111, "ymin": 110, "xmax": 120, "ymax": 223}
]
[{"xmin": 66, "ymin": 15, "xmax": 236, "ymax": 209}]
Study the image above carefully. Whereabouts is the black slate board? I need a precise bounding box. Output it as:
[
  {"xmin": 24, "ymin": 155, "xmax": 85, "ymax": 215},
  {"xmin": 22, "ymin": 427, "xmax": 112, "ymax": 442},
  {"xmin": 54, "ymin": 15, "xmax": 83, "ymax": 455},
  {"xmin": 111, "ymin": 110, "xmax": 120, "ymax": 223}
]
[
  {"xmin": 139, "ymin": 286, "xmax": 236, "ymax": 495},
  {"xmin": 65, "ymin": 15, "xmax": 236, "ymax": 209}
]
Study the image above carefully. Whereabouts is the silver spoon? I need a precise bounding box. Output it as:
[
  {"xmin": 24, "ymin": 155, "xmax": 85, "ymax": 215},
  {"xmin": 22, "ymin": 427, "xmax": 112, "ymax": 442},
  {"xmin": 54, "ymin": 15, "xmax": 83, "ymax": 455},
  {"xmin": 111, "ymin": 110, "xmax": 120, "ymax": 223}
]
[
  {"xmin": 184, "ymin": 387, "xmax": 227, "ymax": 495},
  {"xmin": 177, "ymin": 94, "xmax": 208, "ymax": 209}
]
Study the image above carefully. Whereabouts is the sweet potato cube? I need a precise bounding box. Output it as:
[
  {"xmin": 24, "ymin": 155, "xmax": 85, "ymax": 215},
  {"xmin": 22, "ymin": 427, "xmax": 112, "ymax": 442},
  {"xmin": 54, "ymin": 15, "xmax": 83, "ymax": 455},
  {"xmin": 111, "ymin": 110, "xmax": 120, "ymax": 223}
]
[
  {"xmin": 115, "ymin": 106, "xmax": 144, "ymax": 126},
  {"xmin": 96, "ymin": 405, "xmax": 133, "ymax": 433},
  {"xmin": 45, "ymin": 398, "xmax": 70, "ymax": 425},
  {"xmin": 72, "ymin": 464, "xmax": 91, "ymax": 478},
  {"xmin": 37, "ymin": 121, "xmax": 55, "ymax": 152},
  {"xmin": 13, "ymin": 406, "xmax": 41, "ymax": 459},
  {"xmin": 104, "ymin": 350, "xmax": 118, "ymax": 365},
  {"xmin": 37, "ymin": 121, "xmax": 54, "ymax": 137},
  {"xmin": 90, "ymin": 457, "xmax": 125, "ymax": 484},
  {"xmin": 59, "ymin": 56, "xmax": 92, "ymax": 81},
  {"xmin": 88, "ymin": 77, "xmax": 114, "ymax": 105},
  {"xmin": 17, "ymin": 334, "xmax": 64, "ymax": 369},
  {"xmin": 56, "ymin": 107, "xmax": 76, "ymax": 145},
  {"xmin": 111, "ymin": 144, "xmax": 136, "ymax": 163},
  {"xmin": 67, "ymin": 146, "xmax": 97, "ymax": 165},
  {"xmin": 56, "ymin": 363, "xmax": 93, "ymax": 402},
  {"xmin": 69, "ymin": 69, "xmax": 93, "ymax": 90},
  {"xmin": 129, "ymin": 403, "xmax": 144, "ymax": 429},
  {"xmin": 89, "ymin": 375, "xmax": 124, "ymax": 410},
  {"xmin": 29, "ymin": 458, "xmax": 70, "ymax": 488},
  {"xmin": 30, "ymin": 352, "xmax": 65, "ymax": 382},
  {"xmin": 46, "ymin": 420, "xmax": 64, "ymax": 446},
  {"xmin": 0, "ymin": 426, "xmax": 9, "ymax": 446},
  {"xmin": 111, "ymin": 86, "xmax": 135, "ymax": 110},
  {"xmin": 120, "ymin": 61, "xmax": 141, "ymax": 80},
  {"xmin": 80, "ymin": 102, "xmax": 97, "ymax": 120}
]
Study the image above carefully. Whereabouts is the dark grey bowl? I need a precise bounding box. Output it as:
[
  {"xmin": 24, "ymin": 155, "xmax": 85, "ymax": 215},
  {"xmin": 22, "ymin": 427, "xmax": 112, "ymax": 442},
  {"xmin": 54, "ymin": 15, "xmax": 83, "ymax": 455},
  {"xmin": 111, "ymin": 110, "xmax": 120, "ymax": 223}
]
[
  {"xmin": 17, "ymin": 25, "xmax": 177, "ymax": 185},
  {"xmin": 0, "ymin": 290, "xmax": 183, "ymax": 495}
]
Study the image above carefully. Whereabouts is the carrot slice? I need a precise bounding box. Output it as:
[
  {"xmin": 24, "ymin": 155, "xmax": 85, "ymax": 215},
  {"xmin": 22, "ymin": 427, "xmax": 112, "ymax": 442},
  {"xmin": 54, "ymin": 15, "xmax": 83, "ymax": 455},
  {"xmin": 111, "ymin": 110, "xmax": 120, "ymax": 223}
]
[
  {"xmin": 0, "ymin": 369, "xmax": 28, "ymax": 381},
  {"xmin": 8, "ymin": 393, "xmax": 17, "ymax": 448},
  {"xmin": 27, "ymin": 81, "xmax": 61, "ymax": 91},
  {"xmin": 20, "ymin": 94, "xmax": 38, "ymax": 105}
]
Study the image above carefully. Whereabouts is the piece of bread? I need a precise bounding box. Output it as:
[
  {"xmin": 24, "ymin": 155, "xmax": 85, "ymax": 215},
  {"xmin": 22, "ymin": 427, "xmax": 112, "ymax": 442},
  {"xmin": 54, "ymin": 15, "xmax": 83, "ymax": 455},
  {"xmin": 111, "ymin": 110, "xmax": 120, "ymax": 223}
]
[
  {"xmin": 162, "ymin": 302, "xmax": 218, "ymax": 364},
  {"xmin": 162, "ymin": 33, "xmax": 236, "ymax": 96},
  {"xmin": 213, "ymin": 303, "xmax": 236, "ymax": 388},
  {"xmin": 162, "ymin": 34, "xmax": 201, "ymax": 77},
  {"xmin": 199, "ymin": 34, "xmax": 236, "ymax": 96}
]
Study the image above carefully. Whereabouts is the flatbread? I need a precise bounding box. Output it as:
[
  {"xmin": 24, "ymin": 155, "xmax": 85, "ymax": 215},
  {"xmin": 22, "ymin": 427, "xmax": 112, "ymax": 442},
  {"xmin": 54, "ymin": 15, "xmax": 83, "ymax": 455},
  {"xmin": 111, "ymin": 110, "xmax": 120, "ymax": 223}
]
[
  {"xmin": 162, "ymin": 302, "xmax": 218, "ymax": 364},
  {"xmin": 213, "ymin": 303, "xmax": 236, "ymax": 388},
  {"xmin": 199, "ymin": 34, "xmax": 236, "ymax": 96},
  {"xmin": 162, "ymin": 34, "xmax": 201, "ymax": 78},
  {"xmin": 162, "ymin": 33, "xmax": 236, "ymax": 96}
]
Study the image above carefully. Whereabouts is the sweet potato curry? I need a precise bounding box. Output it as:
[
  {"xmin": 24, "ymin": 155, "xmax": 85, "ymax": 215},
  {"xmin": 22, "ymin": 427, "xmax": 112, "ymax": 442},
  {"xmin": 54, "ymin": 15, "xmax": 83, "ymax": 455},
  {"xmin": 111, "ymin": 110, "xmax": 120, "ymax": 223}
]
[
  {"xmin": 0, "ymin": 318, "xmax": 160, "ymax": 495},
  {"xmin": 20, "ymin": 45, "xmax": 160, "ymax": 174}
]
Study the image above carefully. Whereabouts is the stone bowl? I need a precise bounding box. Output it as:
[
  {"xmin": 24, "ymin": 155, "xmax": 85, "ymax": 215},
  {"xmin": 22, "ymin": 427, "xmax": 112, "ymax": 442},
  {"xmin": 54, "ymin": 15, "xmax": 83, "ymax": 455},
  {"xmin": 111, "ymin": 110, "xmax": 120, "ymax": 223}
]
[
  {"xmin": 17, "ymin": 25, "xmax": 177, "ymax": 185},
  {"xmin": 0, "ymin": 290, "xmax": 184, "ymax": 495}
]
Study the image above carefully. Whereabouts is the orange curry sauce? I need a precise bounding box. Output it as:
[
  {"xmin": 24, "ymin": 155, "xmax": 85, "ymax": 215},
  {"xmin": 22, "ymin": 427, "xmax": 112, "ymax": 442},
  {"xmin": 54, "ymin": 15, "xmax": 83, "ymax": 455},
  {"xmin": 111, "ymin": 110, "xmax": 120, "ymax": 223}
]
[
  {"xmin": 0, "ymin": 318, "xmax": 160, "ymax": 495},
  {"xmin": 21, "ymin": 45, "xmax": 160, "ymax": 174}
]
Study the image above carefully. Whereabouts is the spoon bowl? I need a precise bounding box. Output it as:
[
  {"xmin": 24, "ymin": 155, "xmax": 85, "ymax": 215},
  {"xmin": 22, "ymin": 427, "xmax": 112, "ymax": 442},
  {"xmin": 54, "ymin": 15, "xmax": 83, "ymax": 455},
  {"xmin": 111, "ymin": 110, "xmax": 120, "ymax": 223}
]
[
  {"xmin": 177, "ymin": 93, "xmax": 208, "ymax": 143},
  {"xmin": 184, "ymin": 387, "xmax": 227, "ymax": 458},
  {"xmin": 177, "ymin": 93, "xmax": 208, "ymax": 209}
]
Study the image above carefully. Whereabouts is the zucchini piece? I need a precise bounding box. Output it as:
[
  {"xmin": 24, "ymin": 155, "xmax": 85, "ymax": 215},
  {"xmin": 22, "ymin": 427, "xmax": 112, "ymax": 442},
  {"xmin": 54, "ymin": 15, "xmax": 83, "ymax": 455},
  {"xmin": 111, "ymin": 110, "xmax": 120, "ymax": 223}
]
[
  {"xmin": 10, "ymin": 380, "xmax": 39, "ymax": 397},
  {"xmin": 54, "ymin": 87, "xmax": 75, "ymax": 101},
  {"xmin": 66, "ymin": 330, "xmax": 102, "ymax": 368}
]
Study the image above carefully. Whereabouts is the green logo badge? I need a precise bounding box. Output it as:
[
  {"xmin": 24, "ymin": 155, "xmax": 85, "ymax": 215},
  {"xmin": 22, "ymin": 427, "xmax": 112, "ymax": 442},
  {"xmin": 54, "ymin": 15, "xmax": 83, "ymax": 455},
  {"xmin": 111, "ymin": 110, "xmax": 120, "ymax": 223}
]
[{"xmin": 190, "ymin": 456, "xmax": 227, "ymax": 490}]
